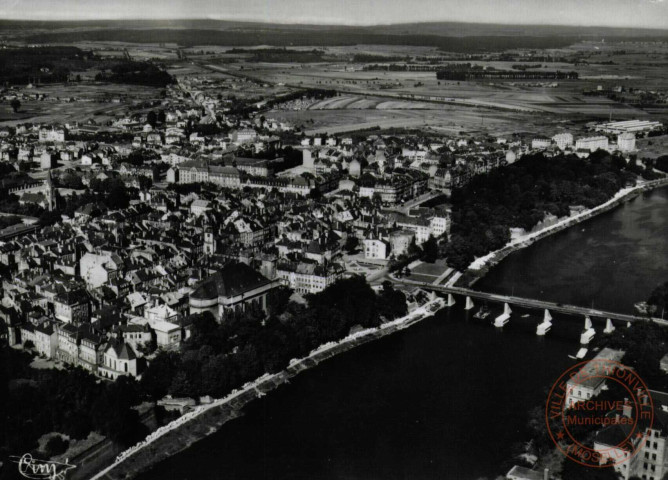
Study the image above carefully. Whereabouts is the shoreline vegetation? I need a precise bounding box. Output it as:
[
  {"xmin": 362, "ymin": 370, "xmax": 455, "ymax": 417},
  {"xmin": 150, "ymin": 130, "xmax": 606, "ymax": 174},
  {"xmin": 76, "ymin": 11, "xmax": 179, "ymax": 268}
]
[
  {"xmin": 455, "ymin": 177, "xmax": 668, "ymax": 287},
  {"xmin": 444, "ymin": 151, "xmax": 664, "ymax": 276},
  {"xmin": 90, "ymin": 295, "xmax": 445, "ymax": 480}
]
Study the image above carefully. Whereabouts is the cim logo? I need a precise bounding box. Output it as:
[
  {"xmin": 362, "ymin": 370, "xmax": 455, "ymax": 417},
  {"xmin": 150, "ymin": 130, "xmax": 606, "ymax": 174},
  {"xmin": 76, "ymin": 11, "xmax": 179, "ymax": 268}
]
[{"xmin": 9, "ymin": 454, "xmax": 76, "ymax": 480}]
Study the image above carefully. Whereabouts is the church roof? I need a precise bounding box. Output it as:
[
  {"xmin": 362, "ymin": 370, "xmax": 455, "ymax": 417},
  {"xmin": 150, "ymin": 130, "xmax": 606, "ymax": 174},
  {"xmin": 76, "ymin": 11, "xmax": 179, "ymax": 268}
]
[{"xmin": 190, "ymin": 262, "xmax": 273, "ymax": 300}]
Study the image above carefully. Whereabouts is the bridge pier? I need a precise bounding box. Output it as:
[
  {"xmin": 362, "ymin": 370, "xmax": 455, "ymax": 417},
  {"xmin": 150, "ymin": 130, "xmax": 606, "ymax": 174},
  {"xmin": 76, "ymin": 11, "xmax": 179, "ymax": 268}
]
[
  {"xmin": 494, "ymin": 303, "xmax": 512, "ymax": 327},
  {"xmin": 580, "ymin": 316, "xmax": 596, "ymax": 344},
  {"xmin": 604, "ymin": 318, "xmax": 615, "ymax": 334},
  {"xmin": 446, "ymin": 294, "xmax": 456, "ymax": 307},
  {"xmin": 400, "ymin": 282, "xmax": 644, "ymax": 326},
  {"xmin": 537, "ymin": 309, "xmax": 553, "ymax": 336}
]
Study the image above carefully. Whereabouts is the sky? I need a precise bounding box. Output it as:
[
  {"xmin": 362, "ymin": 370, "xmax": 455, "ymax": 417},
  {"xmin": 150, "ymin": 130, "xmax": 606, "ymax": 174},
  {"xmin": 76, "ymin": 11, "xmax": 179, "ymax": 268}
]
[{"xmin": 1, "ymin": 0, "xmax": 667, "ymax": 29}]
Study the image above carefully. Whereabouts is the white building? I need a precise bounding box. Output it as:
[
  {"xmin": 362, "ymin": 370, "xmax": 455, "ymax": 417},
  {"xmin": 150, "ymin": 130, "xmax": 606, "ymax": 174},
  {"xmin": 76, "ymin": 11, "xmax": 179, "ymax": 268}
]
[
  {"xmin": 565, "ymin": 348, "xmax": 625, "ymax": 409},
  {"xmin": 531, "ymin": 139, "xmax": 551, "ymax": 150},
  {"xmin": 575, "ymin": 136, "xmax": 609, "ymax": 152},
  {"xmin": 552, "ymin": 133, "xmax": 574, "ymax": 150},
  {"xmin": 363, "ymin": 238, "xmax": 389, "ymax": 260},
  {"xmin": 595, "ymin": 119, "xmax": 663, "ymax": 134},
  {"xmin": 618, "ymin": 132, "xmax": 636, "ymax": 152},
  {"xmin": 39, "ymin": 127, "xmax": 66, "ymax": 143},
  {"xmin": 190, "ymin": 199, "xmax": 210, "ymax": 216},
  {"xmin": 99, "ymin": 341, "xmax": 139, "ymax": 379}
]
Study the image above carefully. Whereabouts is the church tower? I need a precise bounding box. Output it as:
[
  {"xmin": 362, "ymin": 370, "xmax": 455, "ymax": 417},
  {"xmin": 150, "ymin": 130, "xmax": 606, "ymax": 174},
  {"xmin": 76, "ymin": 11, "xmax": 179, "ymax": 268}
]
[{"xmin": 44, "ymin": 170, "xmax": 55, "ymax": 212}]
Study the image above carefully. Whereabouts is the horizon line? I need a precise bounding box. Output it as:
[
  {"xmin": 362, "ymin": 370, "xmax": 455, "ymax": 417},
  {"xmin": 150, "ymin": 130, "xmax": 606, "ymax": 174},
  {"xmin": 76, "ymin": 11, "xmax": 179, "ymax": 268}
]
[{"xmin": 1, "ymin": 16, "xmax": 668, "ymax": 32}]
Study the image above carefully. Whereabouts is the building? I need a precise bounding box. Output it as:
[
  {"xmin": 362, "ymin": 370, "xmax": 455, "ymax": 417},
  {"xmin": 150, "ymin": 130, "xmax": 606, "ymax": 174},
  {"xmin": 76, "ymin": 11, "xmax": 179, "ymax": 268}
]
[
  {"xmin": 552, "ymin": 133, "xmax": 574, "ymax": 150},
  {"xmin": 276, "ymin": 262, "xmax": 344, "ymax": 294},
  {"xmin": 235, "ymin": 129, "xmax": 258, "ymax": 143},
  {"xmin": 506, "ymin": 466, "xmax": 549, "ymax": 480},
  {"xmin": 396, "ymin": 216, "xmax": 432, "ymax": 245},
  {"xmin": 99, "ymin": 340, "xmax": 139, "ymax": 379},
  {"xmin": 531, "ymin": 139, "xmax": 551, "ymax": 150},
  {"xmin": 177, "ymin": 162, "xmax": 243, "ymax": 189},
  {"xmin": 54, "ymin": 289, "xmax": 90, "ymax": 324},
  {"xmin": 595, "ymin": 119, "xmax": 663, "ymax": 135},
  {"xmin": 189, "ymin": 262, "xmax": 279, "ymax": 321},
  {"xmin": 389, "ymin": 229, "xmax": 415, "ymax": 257},
  {"xmin": 565, "ymin": 347, "xmax": 625, "ymax": 409},
  {"xmin": 39, "ymin": 127, "xmax": 67, "ymax": 143},
  {"xmin": 363, "ymin": 237, "xmax": 389, "ymax": 260},
  {"xmin": 40, "ymin": 151, "xmax": 57, "ymax": 169},
  {"xmin": 234, "ymin": 157, "xmax": 273, "ymax": 177},
  {"xmin": 618, "ymin": 133, "xmax": 636, "ymax": 152},
  {"xmin": 594, "ymin": 389, "xmax": 668, "ymax": 480},
  {"xmin": 302, "ymin": 149, "xmax": 315, "ymax": 172},
  {"xmin": 34, "ymin": 322, "xmax": 58, "ymax": 358},
  {"xmin": 349, "ymin": 158, "xmax": 362, "ymax": 177},
  {"xmin": 190, "ymin": 199, "xmax": 210, "ymax": 217},
  {"xmin": 575, "ymin": 136, "xmax": 609, "ymax": 152},
  {"xmin": 80, "ymin": 252, "xmax": 122, "ymax": 288}
]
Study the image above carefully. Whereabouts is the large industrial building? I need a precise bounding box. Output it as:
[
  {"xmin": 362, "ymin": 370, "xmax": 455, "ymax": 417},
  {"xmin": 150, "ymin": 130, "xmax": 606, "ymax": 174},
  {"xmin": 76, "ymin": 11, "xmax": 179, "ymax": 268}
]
[{"xmin": 595, "ymin": 120, "xmax": 663, "ymax": 135}]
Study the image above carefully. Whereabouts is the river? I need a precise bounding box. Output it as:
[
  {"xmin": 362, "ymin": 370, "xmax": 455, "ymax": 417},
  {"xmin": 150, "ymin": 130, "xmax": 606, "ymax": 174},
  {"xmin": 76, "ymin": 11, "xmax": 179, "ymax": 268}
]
[
  {"xmin": 137, "ymin": 187, "xmax": 668, "ymax": 480},
  {"xmin": 476, "ymin": 186, "xmax": 668, "ymax": 315}
]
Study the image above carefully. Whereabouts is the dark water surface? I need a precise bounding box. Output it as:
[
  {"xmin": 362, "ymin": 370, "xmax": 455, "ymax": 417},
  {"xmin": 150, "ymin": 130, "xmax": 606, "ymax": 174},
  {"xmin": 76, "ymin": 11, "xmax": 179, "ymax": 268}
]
[
  {"xmin": 477, "ymin": 187, "xmax": 668, "ymax": 315},
  {"xmin": 138, "ymin": 187, "xmax": 668, "ymax": 480}
]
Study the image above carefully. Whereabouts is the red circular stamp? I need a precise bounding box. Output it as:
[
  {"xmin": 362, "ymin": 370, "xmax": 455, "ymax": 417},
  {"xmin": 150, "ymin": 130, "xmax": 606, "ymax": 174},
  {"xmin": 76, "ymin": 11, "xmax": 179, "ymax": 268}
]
[{"xmin": 545, "ymin": 355, "xmax": 654, "ymax": 468}]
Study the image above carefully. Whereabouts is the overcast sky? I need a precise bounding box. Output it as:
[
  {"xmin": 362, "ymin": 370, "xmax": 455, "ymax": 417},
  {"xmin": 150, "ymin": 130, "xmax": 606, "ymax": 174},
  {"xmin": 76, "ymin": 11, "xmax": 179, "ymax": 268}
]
[{"xmin": 1, "ymin": 0, "xmax": 667, "ymax": 29}]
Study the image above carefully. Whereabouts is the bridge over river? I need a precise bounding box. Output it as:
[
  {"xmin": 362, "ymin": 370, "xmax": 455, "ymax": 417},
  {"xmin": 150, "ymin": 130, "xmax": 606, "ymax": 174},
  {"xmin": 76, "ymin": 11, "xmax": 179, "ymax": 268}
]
[{"xmin": 394, "ymin": 279, "xmax": 667, "ymax": 327}]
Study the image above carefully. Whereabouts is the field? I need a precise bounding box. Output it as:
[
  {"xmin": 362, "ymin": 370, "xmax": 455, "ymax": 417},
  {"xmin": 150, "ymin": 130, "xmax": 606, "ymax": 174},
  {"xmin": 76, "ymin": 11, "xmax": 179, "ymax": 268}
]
[
  {"xmin": 197, "ymin": 40, "xmax": 668, "ymax": 130},
  {"xmin": 3, "ymin": 26, "xmax": 666, "ymax": 137},
  {"xmin": 636, "ymin": 135, "xmax": 668, "ymax": 159},
  {"xmin": 0, "ymin": 82, "xmax": 161, "ymax": 126},
  {"xmin": 269, "ymin": 105, "xmax": 558, "ymax": 137}
]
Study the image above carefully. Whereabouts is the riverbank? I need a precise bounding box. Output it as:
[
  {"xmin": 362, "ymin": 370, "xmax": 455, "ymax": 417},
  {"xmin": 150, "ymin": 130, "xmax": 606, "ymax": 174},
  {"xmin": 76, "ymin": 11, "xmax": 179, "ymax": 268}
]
[
  {"xmin": 90, "ymin": 295, "xmax": 446, "ymax": 480},
  {"xmin": 456, "ymin": 177, "xmax": 668, "ymax": 287}
]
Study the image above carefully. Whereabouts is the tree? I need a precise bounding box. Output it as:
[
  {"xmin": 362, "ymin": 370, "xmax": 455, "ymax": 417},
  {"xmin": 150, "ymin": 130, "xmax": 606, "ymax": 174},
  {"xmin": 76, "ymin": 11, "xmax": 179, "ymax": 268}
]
[
  {"xmin": 140, "ymin": 351, "xmax": 180, "ymax": 399},
  {"xmin": 146, "ymin": 111, "xmax": 157, "ymax": 128},
  {"xmin": 44, "ymin": 436, "xmax": 69, "ymax": 457},
  {"xmin": 106, "ymin": 184, "xmax": 130, "ymax": 210},
  {"xmin": 344, "ymin": 236, "xmax": 359, "ymax": 254},
  {"xmin": 377, "ymin": 282, "xmax": 407, "ymax": 320},
  {"xmin": 10, "ymin": 99, "xmax": 21, "ymax": 113},
  {"xmin": 422, "ymin": 235, "xmax": 438, "ymax": 263}
]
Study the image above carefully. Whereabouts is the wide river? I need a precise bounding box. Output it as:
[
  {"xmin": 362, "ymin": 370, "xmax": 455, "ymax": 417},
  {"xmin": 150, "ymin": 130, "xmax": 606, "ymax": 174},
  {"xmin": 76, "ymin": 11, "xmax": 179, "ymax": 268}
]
[{"xmin": 138, "ymin": 187, "xmax": 668, "ymax": 480}]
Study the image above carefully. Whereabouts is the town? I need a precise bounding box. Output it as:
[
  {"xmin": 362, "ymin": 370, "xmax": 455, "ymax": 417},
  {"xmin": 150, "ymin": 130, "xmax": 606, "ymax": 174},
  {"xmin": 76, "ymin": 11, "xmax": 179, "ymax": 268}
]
[{"xmin": 1, "ymin": 16, "xmax": 668, "ymax": 480}]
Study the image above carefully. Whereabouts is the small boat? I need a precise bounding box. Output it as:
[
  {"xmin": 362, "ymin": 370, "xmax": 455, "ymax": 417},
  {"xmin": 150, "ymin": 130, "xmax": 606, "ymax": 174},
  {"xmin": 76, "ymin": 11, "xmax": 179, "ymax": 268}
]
[
  {"xmin": 522, "ymin": 314, "xmax": 530, "ymax": 318},
  {"xmin": 634, "ymin": 302, "xmax": 653, "ymax": 315},
  {"xmin": 568, "ymin": 348, "xmax": 588, "ymax": 360},
  {"xmin": 474, "ymin": 305, "xmax": 491, "ymax": 320}
]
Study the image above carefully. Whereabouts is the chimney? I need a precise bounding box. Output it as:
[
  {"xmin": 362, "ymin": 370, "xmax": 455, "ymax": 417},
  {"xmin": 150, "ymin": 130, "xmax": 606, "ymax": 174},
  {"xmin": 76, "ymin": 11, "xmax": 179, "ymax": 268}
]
[
  {"xmin": 544, "ymin": 467, "xmax": 549, "ymax": 480},
  {"xmin": 623, "ymin": 398, "xmax": 633, "ymax": 418}
]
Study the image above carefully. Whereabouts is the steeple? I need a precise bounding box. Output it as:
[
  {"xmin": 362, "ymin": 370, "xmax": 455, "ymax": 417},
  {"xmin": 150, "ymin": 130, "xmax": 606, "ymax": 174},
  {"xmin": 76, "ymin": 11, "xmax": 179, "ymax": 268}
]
[{"xmin": 45, "ymin": 170, "xmax": 55, "ymax": 211}]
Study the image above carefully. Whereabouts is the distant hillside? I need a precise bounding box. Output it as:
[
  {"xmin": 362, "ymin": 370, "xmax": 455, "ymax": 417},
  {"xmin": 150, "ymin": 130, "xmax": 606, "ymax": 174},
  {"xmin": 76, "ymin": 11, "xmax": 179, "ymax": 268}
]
[
  {"xmin": 2, "ymin": 19, "xmax": 668, "ymax": 38},
  {"xmin": 6, "ymin": 19, "xmax": 667, "ymax": 52},
  {"xmin": 12, "ymin": 29, "xmax": 583, "ymax": 53}
]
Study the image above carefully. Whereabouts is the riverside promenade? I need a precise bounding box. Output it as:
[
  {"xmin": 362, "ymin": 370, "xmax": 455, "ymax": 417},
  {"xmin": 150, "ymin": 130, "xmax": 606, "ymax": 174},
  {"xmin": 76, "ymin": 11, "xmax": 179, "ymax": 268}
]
[
  {"xmin": 89, "ymin": 296, "xmax": 444, "ymax": 480},
  {"xmin": 460, "ymin": 177, "xmax": 668, "ymax": 287}
]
